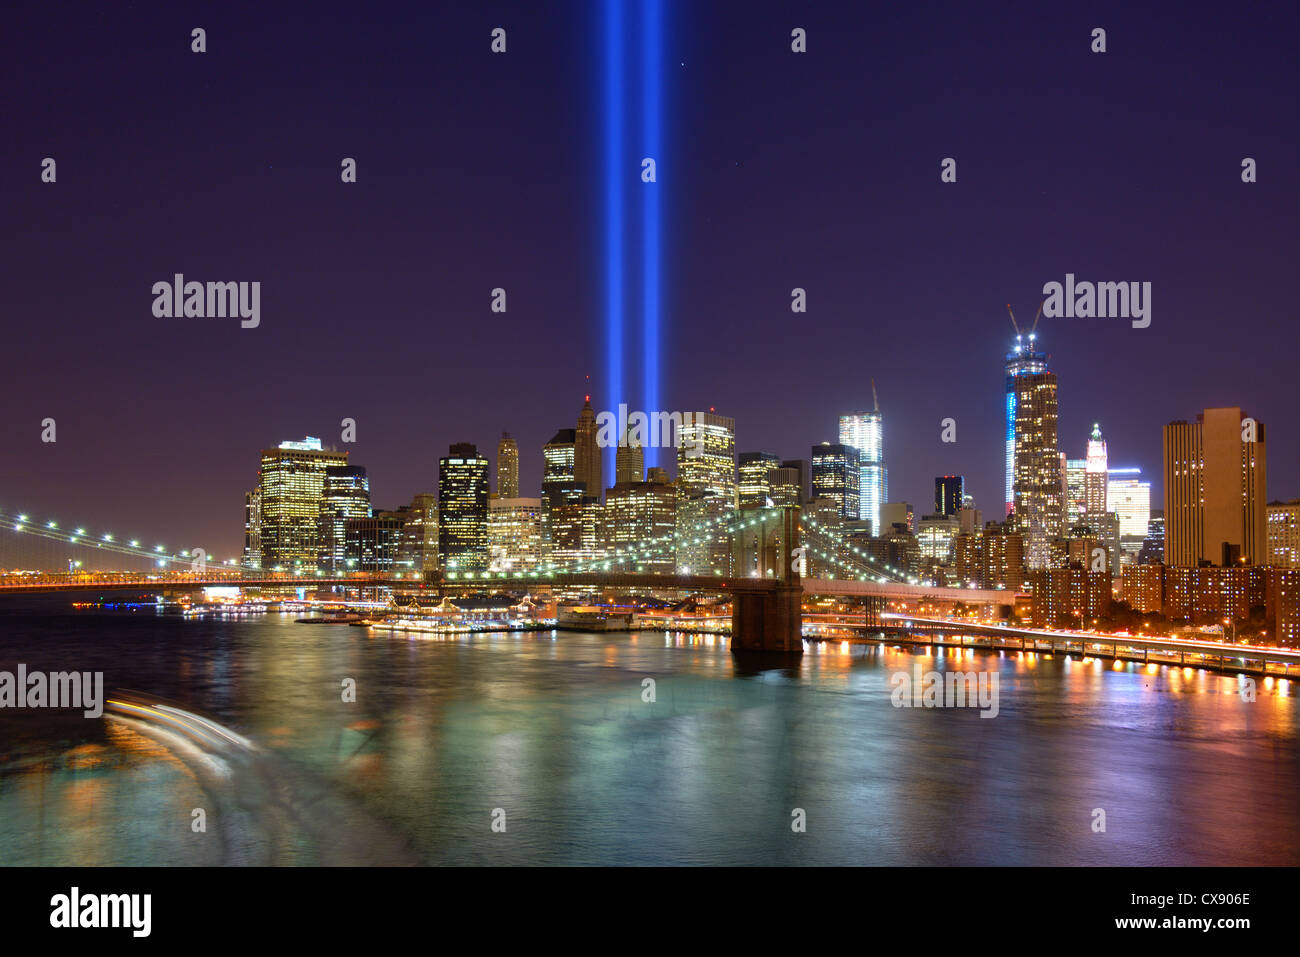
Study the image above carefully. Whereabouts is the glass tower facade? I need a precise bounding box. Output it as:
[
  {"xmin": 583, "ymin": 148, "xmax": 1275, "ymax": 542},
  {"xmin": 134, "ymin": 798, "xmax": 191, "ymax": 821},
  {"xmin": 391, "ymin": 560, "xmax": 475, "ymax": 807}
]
[
  {"xmin": 839, "ymin": 411, "xmax": 886, "ymax": 533},
  {"xmin": 1004, "ymin": 335, "xmax": 1049, "ymax": 517}
]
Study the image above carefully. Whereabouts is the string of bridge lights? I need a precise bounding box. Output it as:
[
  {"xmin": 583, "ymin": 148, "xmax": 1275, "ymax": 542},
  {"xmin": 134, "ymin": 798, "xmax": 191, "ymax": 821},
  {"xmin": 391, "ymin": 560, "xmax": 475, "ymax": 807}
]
[
  {"xmin": 800, "ymin": 515, "xmax": 921, "ymax": 585},
  {"xmin": 456, "ymin": 507, "xmax": 787, "ymax": 581},
  {"xmin": 0, "ymin": 507, "xmax": 240, "ymax": 569}
]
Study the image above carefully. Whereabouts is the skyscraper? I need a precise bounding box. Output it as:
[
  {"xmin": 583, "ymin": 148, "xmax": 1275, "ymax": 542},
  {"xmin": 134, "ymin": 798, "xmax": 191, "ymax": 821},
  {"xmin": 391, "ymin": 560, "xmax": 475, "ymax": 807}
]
[
  {"xmin": 1084, "ymin": 423, "xmax": 1108, "ymax": 522},
  {"xmin": 839, "ymin": 391, "xmax": 886, "ymax": 533},
  {"xmin": 604, "ymin": 472, "xmax": 676, "ymax": 573},
  {"xmin": 242, "ymin": 489, "xmax": 261, "ymax": 569},
  {"xmin": 542, "ymin": 429, "xmax": 578, "ymax": 496},
  {"xmin": 1266, "ymin": 500, "xmax": 1300, "ymax": 568},
  {"xmin": 1064, "ymin": 457, "xmax": 1087, "ymax": 528},
  {"xmin": 1106, "ymin": 468, "xmax": 1151, "ymax": 538},
  {"xmin": 738, "ymin": 452, "xmax": 780, "ymax": 508},
  {"xmin": 488, "ymin": 497, "xmax": 544, "ymax": 573},
  {"xmin": 1004, "ymin": 332, "xmax": 1049, "ymax": 517},
  {"xmin": 780, "ymin": 458, "xmax": 810, "ymax": 505},
  {"xmin": 1164, "ymin": 407, "xmax": 1267, "ymax": 566},
  {"xmin": 257, "ymin": 436, "xmax": 349, "ymax": 570},
  {"xmin": 496, "ymin": 432, "xmax": 519, "ymax": 499},
  {"xmin": 676, "ymin": 412, "xmax": 736, "ymax": 575},
  {"xmin": 934, "ymin": 475, "xmax": 964, "ymax": 518},
  {"xmin": 615, "ymin": 430, "xmax": 645, "ymax": 486},
  {"xmin": 318, "ymin": 465, "xmax": 371, "ymax": 570},
  {"xmin": 767, "ymin": 467, "xmax": 802, "ymax": 508},
  {"xmin": 812, "ymin": 443, "xmax": 861, "ymax": 520},
  {"xmin": 1011, "ymin": 367, "xmax": 1063, "ymax": 570},
  {"xmin": 574, "ymin": 396, "xmax": 602, "ymax": 502},
  {"xmin": 438, "ymin": 443, "xmax": 490, "ymax": 571}
]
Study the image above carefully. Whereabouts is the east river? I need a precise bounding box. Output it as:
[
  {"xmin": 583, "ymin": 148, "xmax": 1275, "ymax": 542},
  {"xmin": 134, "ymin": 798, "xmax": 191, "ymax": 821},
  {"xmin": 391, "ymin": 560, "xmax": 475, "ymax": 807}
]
[{"xmin": 1, "ymin": 599, "xmax": 1296, "ymax": 866}]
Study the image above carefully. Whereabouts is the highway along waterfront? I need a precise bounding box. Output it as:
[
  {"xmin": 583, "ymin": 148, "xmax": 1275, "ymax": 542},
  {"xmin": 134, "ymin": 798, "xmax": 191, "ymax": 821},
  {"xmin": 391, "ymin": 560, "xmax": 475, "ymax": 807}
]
[{"xmin": 1, "ymin": 598, "xmax": 1296, "ymax": 865}]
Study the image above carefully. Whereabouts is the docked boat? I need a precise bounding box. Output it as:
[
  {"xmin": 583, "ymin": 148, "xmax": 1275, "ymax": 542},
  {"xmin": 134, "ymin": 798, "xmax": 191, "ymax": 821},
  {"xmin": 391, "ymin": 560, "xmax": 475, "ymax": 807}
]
[
  {"xmin": 556, "ymin": 604, "xmax": 633, "ymax": 632},
  {"xmin": 296, "ymin": 613, "xmax": 366, "ymax": 624}
]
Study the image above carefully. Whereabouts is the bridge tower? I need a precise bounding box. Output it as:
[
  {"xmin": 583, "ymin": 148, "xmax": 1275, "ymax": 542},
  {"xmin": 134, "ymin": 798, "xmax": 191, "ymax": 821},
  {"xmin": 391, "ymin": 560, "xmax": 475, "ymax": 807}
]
[
  {"xmin": 863, "ymin": 594, "xmax": 886, "ymax": 631},
  {"xmin": 730, "ymin": 507, "xmax": 804, "ymax": 655}
]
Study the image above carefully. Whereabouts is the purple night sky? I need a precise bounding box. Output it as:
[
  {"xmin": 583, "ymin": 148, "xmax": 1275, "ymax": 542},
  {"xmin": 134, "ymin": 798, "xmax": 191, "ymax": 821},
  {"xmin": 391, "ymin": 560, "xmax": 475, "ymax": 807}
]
[{"xmin": 2, "ymin": 0, "xmax": 1297, "ymax": 559}]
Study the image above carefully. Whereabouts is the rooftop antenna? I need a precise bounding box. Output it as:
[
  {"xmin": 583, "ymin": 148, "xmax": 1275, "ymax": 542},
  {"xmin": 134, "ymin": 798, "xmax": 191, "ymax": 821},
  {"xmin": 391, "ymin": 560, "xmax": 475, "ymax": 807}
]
[{"xmin": 871, "ymin": 378, "xmax": 879, "ymax": 412}]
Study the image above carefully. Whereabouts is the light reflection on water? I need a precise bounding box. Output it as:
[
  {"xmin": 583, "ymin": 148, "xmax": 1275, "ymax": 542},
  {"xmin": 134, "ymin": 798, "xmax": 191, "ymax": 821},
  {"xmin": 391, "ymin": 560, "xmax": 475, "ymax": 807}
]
[{"xmin": 0, "ymin": 605, "xmax": 1296, "ymax": 865}]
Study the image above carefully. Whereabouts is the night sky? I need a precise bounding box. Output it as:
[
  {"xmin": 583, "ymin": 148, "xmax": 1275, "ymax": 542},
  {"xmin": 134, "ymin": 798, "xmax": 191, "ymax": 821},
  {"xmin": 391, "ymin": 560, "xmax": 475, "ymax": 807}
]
[{"xmin": 3, "ymin": 0, "xmax": 1297, "ymax": 560}]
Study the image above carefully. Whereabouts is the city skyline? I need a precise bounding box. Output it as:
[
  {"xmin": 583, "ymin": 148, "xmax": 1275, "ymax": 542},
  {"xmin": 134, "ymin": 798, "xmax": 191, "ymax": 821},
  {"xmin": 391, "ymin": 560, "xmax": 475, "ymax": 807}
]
[
  {"xmin": 2, "ymin": 2, "xmax": 1297, "ymax": 559},
  {"xmin": 4, "ymin": 1, "xmax": 1300, "ymax": 885}
]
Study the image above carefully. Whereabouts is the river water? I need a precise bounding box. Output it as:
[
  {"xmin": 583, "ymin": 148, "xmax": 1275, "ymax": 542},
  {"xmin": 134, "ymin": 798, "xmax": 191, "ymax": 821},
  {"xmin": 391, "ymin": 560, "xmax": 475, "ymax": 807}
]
[{"xmin": 1, "ymin": 600, "xmax": 1296, "ymax": 866}]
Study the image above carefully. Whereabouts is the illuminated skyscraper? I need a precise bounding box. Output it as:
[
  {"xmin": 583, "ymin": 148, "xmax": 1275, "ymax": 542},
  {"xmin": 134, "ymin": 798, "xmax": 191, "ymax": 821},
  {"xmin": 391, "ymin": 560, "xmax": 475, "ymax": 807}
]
[
  {"xmin": 1004, "ymin": 333, "xmax": 1049, "ymax": 516},
  {"xmin": 496, "ymin": 432, "xmax": 519, "ymax": 499},
  {"xmin": 676, "ymin": 412, "xmax": 736, "ymax": 575},
  {"xmin": 768, "ymin": 467, "xmax": 802, "ymax": 508},
  {"xmin": 605, "ymin": 471, "xmax": 676, "ymax": 573},
  {"xmin": 343, "ymin": 511, "xmax": 403, "ymax": 572},
  {"xmin": 318, "ymin": 465, "xmax": 372, "ymax": 570},
  {"xmin": 781, "ymin": 458, "xmax": 810, "ymax": 505},
  {"xmin": 1267, "ymin": 500, "xmax": 1300, "ymax": 569},
  {"xmin": 438, "ymin": 443, "xmax": 490, "ymax": 571},
  {"xmin": 1164, "ymin": 407, "xmax": 1267, "ymax": 566},
  {"xmin": 575, "ymin": 396, "xmax": 602, "ymax": 502},
  {"xmin": 839, "ymin": 394, "xmax": 886, "ymax": 533},
  {"xmin": 257, "ymin": 436, "xmax": 349, "ymax": 570},
  {"xmin": 488, "ymin": 497, "xmax": 544, "ymax": 574},
  {"xmin": 934, "ymin": 476, "xmax": 964, "ymax": 518},
  {"xmin": 738, "ymin": 452, "xmax": 780, "ymax": 508},
  {"xmin": 615, "ymin": 429, "xmax": 644, "ymax": 486},
  {"xmin": 1106, "ymin": 468, "xmax": 1151, "ymax": 538},
  {"xmin": 398, "ymin": 493, "xmax": 439, "ymax": 573},
  {"xmin": 812, "ymin": 443, "xmax": 861, "ymax": 520},
  {"xmin": 1064, "ymin": 457, "xmax": 1086, "ymax": 528},
  {"xmin": 242, "ymin": 490, "xmax": 262, "ymax": 569},
  {"xmin": 1011, "ymin": 369, "xmax": 1063, "ymax": 569},
  {"xmin": 1084, "ymin": 424, "xmax": 1108, "ymax": 521}
]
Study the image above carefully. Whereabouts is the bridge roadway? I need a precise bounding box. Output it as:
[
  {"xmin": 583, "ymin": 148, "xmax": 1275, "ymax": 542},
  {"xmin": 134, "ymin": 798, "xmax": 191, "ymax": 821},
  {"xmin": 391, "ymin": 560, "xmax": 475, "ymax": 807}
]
[{"xmin": 0, "ymin": 571, "xmax": 1022, "ymax": 606}]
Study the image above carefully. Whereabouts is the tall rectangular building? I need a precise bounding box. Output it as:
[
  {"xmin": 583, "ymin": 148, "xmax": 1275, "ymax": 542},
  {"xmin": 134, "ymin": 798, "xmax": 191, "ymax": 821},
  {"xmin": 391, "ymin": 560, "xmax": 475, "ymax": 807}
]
[
  {"xmin": 839, "ymin": 406, "xmax": 886, "ymax": 534},
  {"xmin": 1163, "ymin": 408, "xmax": 1267, "ymax": 566},
  {"xmin": 812, "ymin": 443, "xmax": 861, "ymax": 520},
  {"xmin": 496, "ymin": 432, "xmax": 519, "ymax": 499},
  {"xmin": 1011, "ymin": 371, "xmax": 1063, "ymax": 569},
  {"xmin": 1267, "ymin": 500, "xmax": 1300, "ymax": 568},
  {"xmin": 934, "ymin": 476, "xmax": 964, "ymax": 517},
  {"xmin": 575, "ymin": 397, "xmax": 602, "ymax": 502},
  {"xmin": 676, "ymin": 412, "xmax": 736, "ymax": 575},
  {"xmin": 439, "ymin": 443, "xmax": 490, "ymax": 571},
  {"xmin": 257, "ymin": 437, "xmax": 349, "ymax": 570},
  {"xmin": 1106, "ymin": 468, "xmax": 1151, "ymax": 538},
  {"xmin": 604, "ymin": 475, "xmax": 676, "ymax": 573},
  {"xmin": 318, "ymin": 465, "xmax": 372, "ymax": 570},
  {"xmin": 780, "ymin": 458, "xmax": 810, "ymax": 505},
  {"xmin": 1083, "ymin": 424, "xmax": 1109, "ymax": 522},
  {"xmin": 1004, "ymin": 334, "xmax": 1049, "ymax": 517},
  {"xmin": 738, "ymin": 452, "xmax": 780, "ymax": 508},
  {"xmin": 488, "ymin": 497, "xmax": 544, "ymax": 574}
]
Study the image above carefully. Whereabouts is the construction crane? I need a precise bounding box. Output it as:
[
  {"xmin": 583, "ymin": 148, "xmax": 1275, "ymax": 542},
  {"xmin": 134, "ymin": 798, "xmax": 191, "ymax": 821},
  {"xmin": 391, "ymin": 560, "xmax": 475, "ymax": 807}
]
[{"xmin": 1006, "ymin": 302, "xmax": 1042, "ymax": 338}]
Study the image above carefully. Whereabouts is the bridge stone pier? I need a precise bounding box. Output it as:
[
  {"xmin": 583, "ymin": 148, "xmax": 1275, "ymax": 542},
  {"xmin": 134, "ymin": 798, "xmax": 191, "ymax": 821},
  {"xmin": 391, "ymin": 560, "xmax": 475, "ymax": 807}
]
[{"xmin": 730, "ymin": 507, "xmax": 804, "ymax": 655}]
